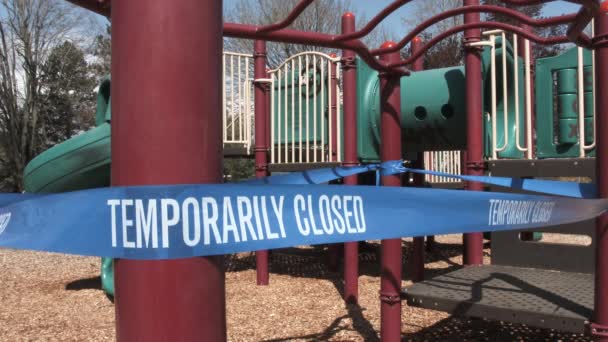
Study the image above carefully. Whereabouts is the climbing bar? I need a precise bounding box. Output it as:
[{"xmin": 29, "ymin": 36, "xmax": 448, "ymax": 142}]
[
  {"xmin": 370, "ymin": 5, "xmax": 577, "ymax": 56},
  {"xmin": 256, "ymin": 0, "xmax": 314, "ymax": 33},
  {"xmin": 393, "ymin": 21, "xmax": 588, "ymax": 67},
  {"xmin": 66, "ymin": 0, "xmax": 597, "ymax": 75}
]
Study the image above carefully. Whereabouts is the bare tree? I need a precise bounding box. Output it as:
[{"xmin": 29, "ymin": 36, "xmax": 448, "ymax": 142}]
[
  {"xmin": 224, "ymin": 0, "xmax": 391, "ymax": 67},
  {"xmin": 0, "ymin": 0, "xmax": 93, "ymax": 191},
  {"xmin": 402, "ymin": 0, "xmax": 464, "ymax": 69}
]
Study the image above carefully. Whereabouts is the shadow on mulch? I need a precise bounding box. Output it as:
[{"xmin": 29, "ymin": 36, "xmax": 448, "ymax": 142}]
[
  {"xmin": 260, "ymin": 302, "xmax": 379, "ymax": 342},
  {"xmin": 66, "ymin": 276, "xmax": 102, "ymax": 291},
  {"xmin": 225, "ymin": 239, "xmax": 476, "ymax": 282},
  {"xmin": 402, "ymin": 316, "xmax": 591, "ymax": 342}
]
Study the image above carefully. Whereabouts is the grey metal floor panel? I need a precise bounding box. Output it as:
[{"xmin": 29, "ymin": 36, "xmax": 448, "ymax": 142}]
[{"xmin": 403, "ymin": 265, "xmax": 593, "ymax": 334}]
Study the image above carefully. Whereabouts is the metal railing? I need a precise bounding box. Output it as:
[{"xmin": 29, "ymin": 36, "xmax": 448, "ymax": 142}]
[
  {"xmin": 470, "ymin": 30, "xmax": 534, "ymax": 160},
  {"xmin": 222, "ymin": 51, "xmax": 254, "ymax": 154},
  {"xmin": 476, "ymin": 28, "xmax": 597, "ymax": 159},
  {"xmin": 424, "ymin": 151, "xmax": 462, "ymax": 184},
  {"xmin": 268, "ymin": 51, "xmax": 343, "ymax": 165},
  {"xmin": 578, "ymin": 19, "xmax": 596, "ymax": 157}
]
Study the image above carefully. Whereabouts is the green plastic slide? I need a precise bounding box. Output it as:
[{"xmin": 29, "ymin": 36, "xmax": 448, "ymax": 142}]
[{"xmin": 23, "ymin": 78, "xmax": 114, "ymax": 296}]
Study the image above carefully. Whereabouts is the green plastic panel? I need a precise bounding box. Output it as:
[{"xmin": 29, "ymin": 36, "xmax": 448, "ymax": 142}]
[
  {"xmin": 356, "ymin": 37, "xmax": 524, "ymax": 162},
  {"xmin": 535, "ymin": 47, "xmax": 594, "ymax": 158}
]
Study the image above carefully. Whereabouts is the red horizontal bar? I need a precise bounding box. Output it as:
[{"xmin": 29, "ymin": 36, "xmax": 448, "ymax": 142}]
[
  {"xmin": 334, "ymin": 0, "xmax": 412, "ymax": 42},
  {"xmin": 256, "ymin": 0, "xmax": 314, "ymax": 33},
  {"xmin": 224, "ymin": 22, "xmax": 409, "ymax": 75}
]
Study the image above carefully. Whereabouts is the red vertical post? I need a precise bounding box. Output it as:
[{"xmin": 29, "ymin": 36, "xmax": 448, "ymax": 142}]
[
  {"xmin": 112, "ymin": 1, "xmax": 226, "ymax": 341},
  {"xmin": 379, "ymin": 42, "xmax": 403, "ymax": 342},
  {"xmin": 593, "ymin": 3, "xmax": 608, "ymax": 340},
  {"xmin": 342, "ymin": 12, "xmax": 359, "ymax": 304},
  {"xmin": 409, "ymin": 36, "xmax": 425, "ymax": 283},
  {"xmin": 330, "ymin": 54, "xmax": 339, "ymax": 162},
  {"xmin": 255, "ymin": 40, "xmax": 270, "ymax": 286},
  {"xmin": 327, "ymin": 53, "xmax": 341, "ymax": 273},
  {"xmin": 463, "ymin": 0, "xmax": 484, "ymax": 266}
]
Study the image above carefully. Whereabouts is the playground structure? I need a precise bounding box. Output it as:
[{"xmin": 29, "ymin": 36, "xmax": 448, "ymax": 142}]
[{"xmin": 22, "ymin": 0, "xmax": 608, "ymax": 341}]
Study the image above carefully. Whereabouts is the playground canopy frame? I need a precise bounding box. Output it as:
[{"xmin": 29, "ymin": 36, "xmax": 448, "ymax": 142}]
[
  {"xmin": 63, "ymin": 0, "xmax": 608, "ymax": 340},
  {"xmin": 68, "ymin": 0, "xmax": 598, "ymax": 74}
]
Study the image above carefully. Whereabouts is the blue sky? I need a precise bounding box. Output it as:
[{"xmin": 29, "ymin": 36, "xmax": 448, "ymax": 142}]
[{"xmin": 223, "ymin": 1, "xmax": 581, "ymax": 35}]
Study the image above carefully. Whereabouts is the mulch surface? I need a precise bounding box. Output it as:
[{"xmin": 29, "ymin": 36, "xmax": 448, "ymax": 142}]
[{"xmin": 0, "ymin": 235, "xmax": 591, "ymax": 341}]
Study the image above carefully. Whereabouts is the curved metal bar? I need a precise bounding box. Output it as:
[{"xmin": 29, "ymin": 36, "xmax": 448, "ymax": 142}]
[
  {"xmin": 65, "ymin": 0, "xmax": 111, "ymax": 17},
  {"xmin": 267, "ymin": 51, "xmax": 340, "ymax": 74},
  {"xmin": 334, "ymin": 0, "xmax": 411, "ymax": 42},
  {"xmin": 566, "ymin": 4, "xmax": 598, "ymax": 47},
  {"xmin": 370, "ymin": 5, "xmax": 577, "ymax": 56},
  {"xmin": 500, "ymin": 0, "xmax": 595, "ymax": 7},
  {"xmin": 392, "ymin": 21, "xmax": 588, "ymax": 67},
  {"xmin": 256, "ymin": 0, "xmax": 314, "ymax": 33},
  {"xmin": 224, "ymin": 22, "xmax": 410, "ymax": 75}
]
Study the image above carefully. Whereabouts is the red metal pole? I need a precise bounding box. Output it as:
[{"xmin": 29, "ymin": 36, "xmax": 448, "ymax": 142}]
[
  {"xmin": 593, "ymin": 3, "xmax": 608, "ymax": 340},
  {"xmin": 266, "ymin": 68, "xmax": 272, "ymax": 149},
  {"xmin": 112, "ymin": 1, "xmax": 226, "ymax": 341},
  {"xmin": 409, "ymin": 36, "xmax": 425, "ymax": 283},
  {"xmin": 255, "ymin": 40, "xmax": 270, "ymax": 286},
  {"xmin": 342, "ymin": 12, "xmax": 359, "ymax": 304},
  {"xmin": 327, "ymin": 53, "xmax": 341, "ymax": 273},
  {"xmin": 379, "ymin": 41, "xmax": 403, "ymax": 342},
  {"xmin": 463, "ymin": 0, "xmax": 484, "ymax": 266}
]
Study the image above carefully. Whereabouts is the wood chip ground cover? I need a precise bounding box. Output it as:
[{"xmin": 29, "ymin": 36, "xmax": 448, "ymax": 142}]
[{"xmin": 0, "ymin": 235, "xmax": 591, "ymax": 341}]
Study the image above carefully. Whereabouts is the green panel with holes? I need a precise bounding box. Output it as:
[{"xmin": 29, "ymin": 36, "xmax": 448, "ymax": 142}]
[{"xmin": 356, "ymin": 37, "xmax": 524, "ymax": 162}]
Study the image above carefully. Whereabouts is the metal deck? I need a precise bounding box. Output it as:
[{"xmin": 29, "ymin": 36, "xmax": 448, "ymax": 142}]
[{"xmin": 403, "ymin": 265, "xmax": 593, "ymax": 333}]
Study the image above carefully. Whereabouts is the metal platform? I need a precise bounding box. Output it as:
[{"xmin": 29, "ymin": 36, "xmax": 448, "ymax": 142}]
[{"xmin": 403, "ymin": 265, "xmax": 593, "ymax": 333}]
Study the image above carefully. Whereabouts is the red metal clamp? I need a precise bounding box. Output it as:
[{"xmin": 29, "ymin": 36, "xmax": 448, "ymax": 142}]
[
  {"xmin": 465, "ymin": 161, "xmax": 486, "ymax": 171},
  {"xmin": 589, "ymin": 322, "xmax": 608, "ymax": 337},
  {"xmin": 341, "ymin": 56, "xmax": 357, "ymax": 70},
  {"xmin": 379, "ymin": 291, "xmax": 402, "ymax": 304}
]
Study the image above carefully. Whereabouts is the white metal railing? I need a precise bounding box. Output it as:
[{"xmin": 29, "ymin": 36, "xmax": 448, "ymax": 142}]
[
  {"xmin": 222, "ymin": 51, "xmax": 254, "ymax": 153},
  {"xmin": 469, "ymin": 30, "xmax": 533, "ymax": 160},
  {"xmin": 424, "ymin": 151, "xmax": 462, "ymax": 184},
  {"xmin": 578, "ymin": 18, "xmax": 596, "ymax": 157},
  {"xmin": 474, "ymin": 29, "xmax": 597, "ymax": 159},
  {"xmin": 268, "ymin": 51, "xmax": 342, "ymax": 165}
]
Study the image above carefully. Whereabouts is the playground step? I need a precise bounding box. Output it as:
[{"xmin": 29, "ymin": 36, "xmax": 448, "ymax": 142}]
[{"xmin": 402, "ymin": 265, "xmax": 593, "ymax": 334}]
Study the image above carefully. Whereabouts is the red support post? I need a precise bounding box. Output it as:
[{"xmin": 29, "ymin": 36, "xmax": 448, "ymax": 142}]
[
  {"xmin": 342, "ymin": 12, "xmax": 359, "ymax": 304},
  {"xmin": 327, "ymin": 53, "xmax": 341, "ymax": 273},
  {"xmin": 592, "ymin": 3, "xmax": 608, "ymax": 340},
  {"xmin": 463, "ymin": 0, "xmax": 484, "ymax": 266},
  {"xmin": 379, "ymin": 41, "xmax": 403, "ymax": 342},
  {"xmin": 112, "ymin": 1, "xmax": 226, "ymax": 341},
  {"xmin": 409, "ymin": 36, "xmax": 425, "ymax": 283},
  {"xmin": 255, "ymin": 40, "xmax": 270, "ymax": 286}
]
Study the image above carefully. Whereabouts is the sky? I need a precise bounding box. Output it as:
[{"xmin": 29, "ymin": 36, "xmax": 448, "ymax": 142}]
[{"xmin": 223, "ymin": 1, "xmax": 582, "ymax": 36}]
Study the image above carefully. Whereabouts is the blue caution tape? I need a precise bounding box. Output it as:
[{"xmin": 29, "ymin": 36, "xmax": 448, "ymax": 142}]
[
  {"xmin": 244, "ymin": 164, "xmax": 379, "ymax": 185},
  {"xmin": 0, "ymin": 160, "xmax": 603, "ymax": 260},
  {"xmin": 398, "ymin": 166, "xmax": 597, "ymax": 199}
]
